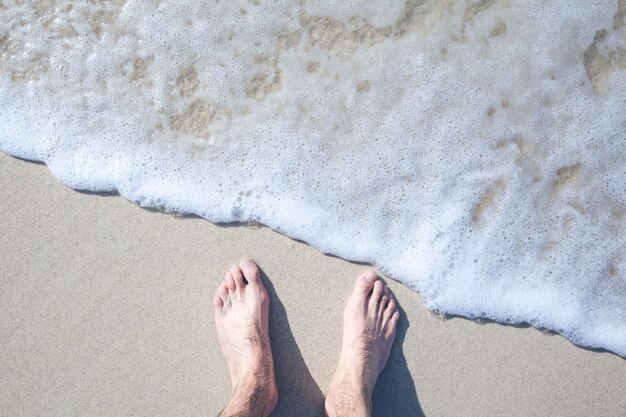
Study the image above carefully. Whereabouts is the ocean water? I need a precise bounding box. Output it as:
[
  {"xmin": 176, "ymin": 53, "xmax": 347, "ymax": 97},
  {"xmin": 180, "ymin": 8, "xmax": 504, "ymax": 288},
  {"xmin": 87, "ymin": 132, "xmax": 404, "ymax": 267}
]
[{"xmin": 1, "ymin": 1, "xmax": 625, "ymax": 356}]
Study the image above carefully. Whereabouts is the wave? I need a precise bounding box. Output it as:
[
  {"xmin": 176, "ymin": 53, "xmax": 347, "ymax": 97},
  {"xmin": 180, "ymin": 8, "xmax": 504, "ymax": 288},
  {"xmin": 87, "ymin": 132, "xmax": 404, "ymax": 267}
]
[{"xmin": 1, "ymin": 0, "xmax": 624, "ymax": 356}]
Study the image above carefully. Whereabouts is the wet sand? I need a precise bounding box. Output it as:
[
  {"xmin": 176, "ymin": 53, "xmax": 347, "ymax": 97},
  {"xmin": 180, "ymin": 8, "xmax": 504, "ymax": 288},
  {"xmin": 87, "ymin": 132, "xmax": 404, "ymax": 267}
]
[{"xmin": 1, "ymin": 151, "xmax": 625, "ymax": 417}]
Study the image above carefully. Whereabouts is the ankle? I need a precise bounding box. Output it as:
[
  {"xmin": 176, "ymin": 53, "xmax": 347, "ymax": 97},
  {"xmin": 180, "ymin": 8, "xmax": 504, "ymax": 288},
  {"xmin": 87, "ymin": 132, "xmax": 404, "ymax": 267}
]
[
  {"xmin": 336, "ymin": 357, "xmax": 372, "ymax": 397},
  {"xmin": 325, "ymin": 371, "xmax": 372, "ymax": 417},
  {"xmin": 224, "ymin": 364, "xmax": 277, "ymax": 417},
  {"xmin": 222, "ymin": 390, "xmax": 277, "ymax": 417}
]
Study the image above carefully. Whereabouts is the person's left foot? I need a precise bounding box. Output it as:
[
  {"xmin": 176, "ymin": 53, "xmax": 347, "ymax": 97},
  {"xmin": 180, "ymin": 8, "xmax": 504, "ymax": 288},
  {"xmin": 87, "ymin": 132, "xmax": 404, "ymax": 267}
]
[{"xmin": 213, "ymin": 259, "xmax": 277, "ymax": 417}]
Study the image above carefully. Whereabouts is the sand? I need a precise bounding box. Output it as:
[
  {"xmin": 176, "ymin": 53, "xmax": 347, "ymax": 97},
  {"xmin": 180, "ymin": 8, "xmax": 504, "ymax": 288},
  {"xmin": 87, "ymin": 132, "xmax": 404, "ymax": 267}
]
[{"xmin": 1, "ymin": 151, "xmax": 624, "ymax": 417}]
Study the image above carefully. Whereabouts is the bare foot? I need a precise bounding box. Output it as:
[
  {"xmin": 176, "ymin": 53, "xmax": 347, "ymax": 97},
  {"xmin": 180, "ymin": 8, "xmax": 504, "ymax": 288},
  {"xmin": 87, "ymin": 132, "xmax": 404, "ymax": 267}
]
[
  {"xmin": 213, "ymin": 259, "xmax": 278, "ymax": 417},
  {"xmin": 325, "ymin": 272, "xmax": 400, "ymax": 417}
]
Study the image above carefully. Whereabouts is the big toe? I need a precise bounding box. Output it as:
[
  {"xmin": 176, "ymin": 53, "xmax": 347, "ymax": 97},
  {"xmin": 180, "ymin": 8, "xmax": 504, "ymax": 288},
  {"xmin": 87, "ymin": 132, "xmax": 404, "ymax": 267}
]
[
  {"xmin": 239, "ymin": 258, "xmax": 262, "ymax": 286},
  {"xmin": 352, "ymin": 271, "xmax": 378, "ymax": 300}
]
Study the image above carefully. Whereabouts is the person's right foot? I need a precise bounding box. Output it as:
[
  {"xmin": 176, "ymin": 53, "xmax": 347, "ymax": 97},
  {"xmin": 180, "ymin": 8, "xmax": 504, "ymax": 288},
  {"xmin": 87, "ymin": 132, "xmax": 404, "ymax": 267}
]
[{"xmin": 325, "ymin": 272, "xmax": 400, "ymax": 417}]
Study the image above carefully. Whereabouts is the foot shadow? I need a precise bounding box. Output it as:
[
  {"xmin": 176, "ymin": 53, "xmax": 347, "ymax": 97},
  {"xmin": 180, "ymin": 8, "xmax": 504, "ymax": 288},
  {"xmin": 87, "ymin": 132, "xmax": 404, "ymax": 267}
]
[
  {"xmin": 372, "ymin": 304, "xmax": 425, "ymax": 417},
  {"xmin": 259, "ymin": 267, "xmax": 326, "ymax": 417}
]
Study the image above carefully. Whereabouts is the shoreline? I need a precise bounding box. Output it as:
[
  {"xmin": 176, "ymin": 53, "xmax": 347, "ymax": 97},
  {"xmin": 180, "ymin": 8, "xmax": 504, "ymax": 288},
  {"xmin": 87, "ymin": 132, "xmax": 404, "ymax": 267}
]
[{"xmin": 1, "ymin": 151, "xmax": 625, "ymax": 417}]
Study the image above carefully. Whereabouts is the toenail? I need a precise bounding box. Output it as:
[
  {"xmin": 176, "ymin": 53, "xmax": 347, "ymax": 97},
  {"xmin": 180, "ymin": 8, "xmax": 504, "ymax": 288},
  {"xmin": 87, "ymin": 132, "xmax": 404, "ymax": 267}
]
[
  {"xmin": 242, "ymin": 258, "xmax": 255, "ymax": 269},
  {"xmin": 365, "ymin": 272, "xmax": 376, "ymax": 283}
]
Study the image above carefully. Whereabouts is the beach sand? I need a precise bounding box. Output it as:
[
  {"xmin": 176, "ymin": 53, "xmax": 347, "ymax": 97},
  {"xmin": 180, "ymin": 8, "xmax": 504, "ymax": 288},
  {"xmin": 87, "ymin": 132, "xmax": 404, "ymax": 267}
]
[{"xmin": 1, "ymin": 151, "xmax": 625, "ymax": 417}]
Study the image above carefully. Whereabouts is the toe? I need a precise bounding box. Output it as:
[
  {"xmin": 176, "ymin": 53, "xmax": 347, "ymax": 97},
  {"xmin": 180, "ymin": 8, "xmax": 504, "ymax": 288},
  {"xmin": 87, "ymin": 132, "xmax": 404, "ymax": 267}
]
[
  {"xmin": 224, "ymin": 272, "xmax": 236, "ymax": 293},
  {"xmin": 217, "ymin": 282, "xmax": 229, "ymax": 304},
  {"xmin": 384, "ymin": 298, "xmax": 397, "ymax": 319},
  {"xmin": 378, "ymin": 290, "xmax": 389, "ymax": 315},
  {"xmin": 383, "ymin": 309, "xmax": 400, "ymax": 339},
  {"xmin": 239, "ymin": 258, "xmax": 262, "ymax": 286},
  {"xmin": 392, "ymin": 310, "xmax": 400, "ymax": 324},
  {"xmin": 390, "ymin": 310, "xmax": 400, "ymax": 331},
  {"xmin": 369, "ymin": 280, "xmax": 384, "ymax": 310},
  {"xmin": 213, "ymin": 292, "xmax": 223, "ymax": 309},
  {"xmin": 230, "ymin": 264, "xmax": 246, "ymax": 290},
  {"xmin": 352, "ymin": 271, "xmax": 377, "ymax": 299},
  {"xmin": 381, "ymin": 294, "xmax": 389, "ymax": 307}
]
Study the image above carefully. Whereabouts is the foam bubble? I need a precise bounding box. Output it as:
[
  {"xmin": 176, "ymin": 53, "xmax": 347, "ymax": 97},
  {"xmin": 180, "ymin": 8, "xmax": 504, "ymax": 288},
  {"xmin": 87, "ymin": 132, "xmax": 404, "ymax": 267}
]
[{"xmin": 1, "ymin": 0, "xmax": 625, "ymax": 356}]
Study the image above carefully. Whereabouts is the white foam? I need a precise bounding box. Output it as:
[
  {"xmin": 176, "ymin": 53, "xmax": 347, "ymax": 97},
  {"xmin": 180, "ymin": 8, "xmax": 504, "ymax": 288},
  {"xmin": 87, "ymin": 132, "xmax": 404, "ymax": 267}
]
[{"xmin": 1, "ymin": 0, "xmax": 625, "ymax": 356}]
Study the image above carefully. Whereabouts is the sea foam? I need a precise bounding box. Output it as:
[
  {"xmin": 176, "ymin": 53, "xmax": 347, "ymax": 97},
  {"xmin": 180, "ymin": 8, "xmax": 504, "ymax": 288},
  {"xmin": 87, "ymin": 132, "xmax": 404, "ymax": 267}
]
[{"xmin": 1, "ymin": 1, "xmax": 625, "ymax": 356}]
